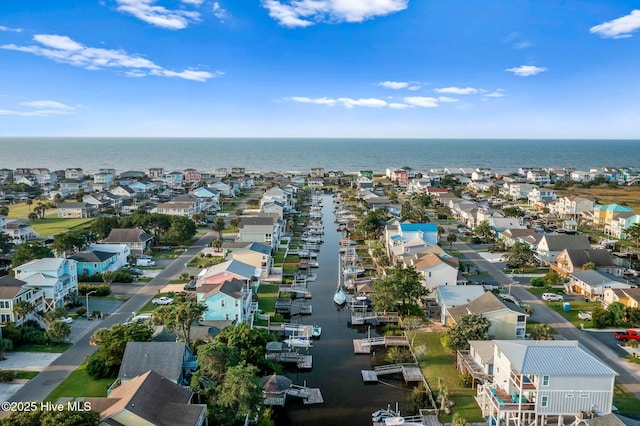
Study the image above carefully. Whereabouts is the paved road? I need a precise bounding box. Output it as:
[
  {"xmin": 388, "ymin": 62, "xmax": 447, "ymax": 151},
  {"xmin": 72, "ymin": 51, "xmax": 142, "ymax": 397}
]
[
  {"xmin": 7, "ymin": 231, "xmax": 216, "ymax": 404},
  {"xmin": 455, "ymin": 240, "xmax": 640, "ymax": 398}
]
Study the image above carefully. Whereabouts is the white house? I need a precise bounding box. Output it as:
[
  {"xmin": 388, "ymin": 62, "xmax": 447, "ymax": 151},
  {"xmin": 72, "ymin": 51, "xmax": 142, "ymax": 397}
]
[
  {"xmin": 536, "ymin": 234, "xmax": 590, "ymax": 265},
  {"xmin": 410, "ymin": 252, "xmax": 459, "ymax": 291}
]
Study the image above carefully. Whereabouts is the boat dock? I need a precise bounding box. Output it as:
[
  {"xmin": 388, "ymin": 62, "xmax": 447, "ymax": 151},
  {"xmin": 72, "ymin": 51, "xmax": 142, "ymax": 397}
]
[
  {"xmin": 353, "ymin": 336, "xmax": 409, "ymax": 354},
  {"xmin": 265, "ymin": 351, "xmax": 313, "ymax": 369},
  {"xmin": 361, "ymin": 363, "xmax": 424, "ymax": 384},
  {"xmin": 350, "ymin": 311, "xmax": 399, "ymax": 325}
]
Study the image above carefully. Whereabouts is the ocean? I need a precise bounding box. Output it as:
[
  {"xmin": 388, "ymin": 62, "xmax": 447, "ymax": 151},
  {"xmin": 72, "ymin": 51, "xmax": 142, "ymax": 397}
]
[{"xmin": 1, "ymin": 137, "xmax": 639, "ymax": 174}]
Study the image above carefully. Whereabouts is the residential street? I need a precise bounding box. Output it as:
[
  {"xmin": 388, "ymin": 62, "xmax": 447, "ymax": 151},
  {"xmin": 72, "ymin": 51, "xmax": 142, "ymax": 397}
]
[
  {"xmin": 455, "ymin": 240, "xmax": 640, "ymax": 398},
  {"xmin": 7, "ymin": 231, "xmax": 216, "ymax": 404}
]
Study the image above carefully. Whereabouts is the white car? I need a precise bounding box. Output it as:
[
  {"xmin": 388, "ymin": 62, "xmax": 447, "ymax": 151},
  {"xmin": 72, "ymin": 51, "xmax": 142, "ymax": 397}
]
[
  {"xmin": 542, "ymin": 293, "xmax": 564, "ymax": 301},
  {"xmin": 60, "ymin": 316, "xmax": 73, "ymax": 324},
  {"xmin": 152, "ymin": 296, "xmax": 174, "ymax": 305}
]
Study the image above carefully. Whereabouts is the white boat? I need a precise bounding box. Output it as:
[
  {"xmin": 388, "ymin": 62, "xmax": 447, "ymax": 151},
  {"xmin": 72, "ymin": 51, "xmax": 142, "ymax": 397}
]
[
  {"xmin": 312, "ymin": 325, "xmax": 322, "ymax": 337},
  {"xmin": 343, "ymin": 265, "xmax": 365, "ymax": 276},
  {"xmin": 284, "ymin": 335, "xmax": 313, "ymax": 348},
  {"xmin": 333, "ymin": 289, "xmax": 347, "ymax": 305}
]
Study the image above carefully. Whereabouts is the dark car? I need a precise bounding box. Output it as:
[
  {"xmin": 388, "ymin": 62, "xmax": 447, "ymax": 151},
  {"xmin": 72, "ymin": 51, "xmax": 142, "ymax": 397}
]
[
  {"xmin": 129, "ymin": 268, "xmax": 143, "ymax": 276},
  {"xmin": 159, "ymin": 246, "xmax": 172, "ymax": 251},
  {"xmin": 184, "ymin": 280, "xmax": 197, "ymax": 291}
]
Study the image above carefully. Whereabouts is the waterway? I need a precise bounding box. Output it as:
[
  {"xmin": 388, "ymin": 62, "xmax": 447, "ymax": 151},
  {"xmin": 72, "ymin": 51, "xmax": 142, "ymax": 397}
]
[{"xmin": 274, "ymin": 194, "xmax": 410, "ymax": 426}]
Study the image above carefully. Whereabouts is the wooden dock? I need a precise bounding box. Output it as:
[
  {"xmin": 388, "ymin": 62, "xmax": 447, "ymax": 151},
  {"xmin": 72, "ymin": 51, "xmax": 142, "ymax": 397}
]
[
  {"xmin": 353, "ymin": 336, "xmax": 409, "ymax": 354},
  {"xmin": 350, "ymin": 311, "xmax": 399, "ymax": 325},
  {"xmin": 362, "ymin": 363, "xmax": 424, "ymax": 384},
  {"xmin": 265, "ymin": 352, "xmax": 313, "ymax": 369}
]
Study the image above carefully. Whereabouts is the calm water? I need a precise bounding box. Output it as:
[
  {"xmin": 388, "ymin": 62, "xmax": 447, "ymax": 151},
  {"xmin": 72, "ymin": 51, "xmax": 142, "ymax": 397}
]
[
  {"xmin": 1, "ymin": 138, "xmax": 639, "ymax": 174},
  {"xmin": 275, "ymin": 195, "xmax": 409, "ymax": 426}
]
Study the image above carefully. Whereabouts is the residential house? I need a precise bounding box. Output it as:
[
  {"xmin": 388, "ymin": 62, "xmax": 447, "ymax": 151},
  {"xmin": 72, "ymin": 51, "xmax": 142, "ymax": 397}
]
[
  {"xmin": 536, "ymin": 234, "xmax": 590, "ymax": 265},
  {"xmin": 307, "ymin": 177, "xmax": 324, "ymax": 188},
  {"xmin": 554, "ymin": 248, "xmax": 621, "ymax": 277},
  {"xmin": 309, "ymin": 167, "xmax": 324, "ymax": 178},
  {"xmin": 165, "ymin": 171, "xmax": 185, "ymax": 188},
  {"xmin": 476, "ymin": 340, "xmax": 617, "ymax": 426},
  {"xmin": 87, "ymin": 370, "xmax": 207, "ymax": 426},
  {"xmin": 196, "ymin": 259, "xmax": 260, "ymax": 287},
  {"xmin": 490, "ymin": 218, "xmax": 527, "ymax": 239},
  {"xmin": 148, "ymin": 167, "xmax": 165, "ymax": 178},
  {"xmin": 57, "ymin": 201, "xmax": 97, "ymax": 218},
  {"xmin": 505, "ymin": 183, "xmax": 537, "ymax": 201},
  {"xmin": 594, "ymin": 204, "xmax": 634, "ymax": 229},
  {"xmin": 527, "ymin": 187, "xmax": 557, "ymax": 209},
  {"xmin": 261, "ymin": 200, "xmax": 285, "ymax": 220},
  {"xmin": 100, "ymin": 228, "xmax": 154, "ymax": 255},
  {"xmin": 14, "ymin": 257, "xmax": 78, "ymax": 310},
  {"xmin": 385, "ymin": 220, "xmax": 439, "ymax": 262},
  {"xmin": 84, "ymin": 243, "xmax": 130, "ymax": 268},
  {"xmin": 155, "ymin": 201, "xmax": 196, "ymax": 218},
  {"xmin": 237, "ymin": 214, "xmax": 284, "ymax": 250},
  {"xmin": 110, "ymin": 184, "xmax": 137, "ymax": 199},
  {"xmin": 602, "ymin": 287, "xmax": 640, "ymax": 308},
  {"xmin": 183, "ymin": 168, "xmax": 202, "ymax": 185},
  {"xmin": 407, "ymin": 178, "xmax": 432, "ymax": 194},
  {"xmin": 410, "ymin": 252, "xmax": 459, "ymax": 291},
  {"xmin": 498, "ymin": 228, "xmax": 539, "ymax": 249},
  {"xmin": 526, "ymin": 170, "xmax": 551, "ymax": 185},
  {"xmin": 231, "ymin": 167, "xmax": 245, "ymax": 177},
  {"xmin": 64, "ymin": 167, "xmax": 83, "ymax": 180},
  {"xmin": 447, "ymin": 292, "xmax": 528, "ymax": 340},
  {"xmin": 213, "ymin": 168, "xmax": 228, "ymax": 178},
  {"xmin": 129, "ymin": 179, "xmax": 157, "ymax": 194},
  {"xmin": 59, "ymin": 178, "xmax": 88, "ymax": 196},
  {"xmin": 261, "ymin": 186, "xmax": 294, "ymax": 211},
  {"xmin": 228, "ymin": 242, "xmax": 272, "ymax": 279},
  {"xmin": 3, "ymin": 219, "xmax": 38, "ymax": 243},
  {"xmin": 0, "ymin": 276, "xmax": 46, "ymax": 324},
  {"xmin": 208, "ymin": 181, "xmax": 234, "ymax": 197},
  {"xmin": 606, "ymin": 212, "xmax": 640, "ymax": 239},
  {"xmin": 568, "ymin": 270, "xmax": 632, "ymax": 301},
  {"xmin": 197, "ymin": 278, "xmax": 254, "ymax": 323},
  {"xmin": 434, "ymin": 285, "xmax": 487, "ymax": 324},
  {"xmin": 549, "ymin": 196, "xmax": 594, "ymax": 219},
  {"xmin": 118, "ymin": 342, "xmax": 197, "ymax": 386},
  {"xmin": 457, "ymin": 340, "xmax": 495, "ymax": 386},
  {"xmin": 69, "ymin": 250, "xmax": 121, "ymax": 276}
]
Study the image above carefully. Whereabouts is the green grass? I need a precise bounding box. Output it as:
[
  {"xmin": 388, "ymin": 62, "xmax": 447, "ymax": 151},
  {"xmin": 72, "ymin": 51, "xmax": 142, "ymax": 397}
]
[
  {"xmin": 31, "ymin": 217, "xmax": 94, "ymax": 237},
  {"xmin": 525, "ymin": 320, "xmax": 556, "ymax": 334},
  {"xmin": 46, "ymin": 363, "xmax": 115, "ymax": 401},
  {"xmin": 613, "ymin": 383, "xmax": 640, "ymax": 414},
  {"xmin": 547, "ymin": 301, "xmax": 598, "ymax": 329},
  {"xmin": 12, "ymin": 343, "xmax": 72, "ymax": 353},
  {"xmin": 257, "ymin": 284, "xmax": 278, "ymax": 315},
  {"xmin": 526, "ymin": 287, "xmax": 548, "ymax": 296},
  {"xmin": 413, "ymin": 332, "xmax": 484, "ymax": 423},
  {"xmin": 188, "ymin": 256, "xmax": 225, "ymax": 268},
  {"xmin": 15, "ymin": 371, "xmax": 40, "ymax": 380},
  {"xmin": 623, "ymin": 355, "xmax": 640, "ymax": 365}
]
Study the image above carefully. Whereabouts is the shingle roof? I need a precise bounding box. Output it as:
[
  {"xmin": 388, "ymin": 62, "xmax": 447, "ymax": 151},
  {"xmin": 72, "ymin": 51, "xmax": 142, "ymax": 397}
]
[
  {"xmin": 571, "ymin": 270, "xmax": 625, "ymax": 286},
  {"xmin": 218, "ymin": 278, "xmax": 244, "ymax": 299},
  {"xmin": 541, "ymin": 234, "xmax": 590, "ymax": 251},
  {"xmin": 101, "ymin": 228, "xmax": 153, "ymax": 244},
  {"xmin": 239, "ymin": 216, "xmax": 276, "ymax": 227},
  {"xmin": 564, "ymin": 248, "xmax": 614, "ymax": 267},
  {"xmin": 0, "ymin": 276, "xmax": 27, "ymax": 299},
  {"xmin": 69, "ymin": 250, "xmax": 116, "ymax": 263},
  {"xmin": 118, "ymin": 342, "xmax": 187, "ymax": 383},
  {"xmin": 448, "ymin": 291, "xmax": 526, "ymax": 321},
  {"xmin": 495, "ymin": 340, "xmax": 618, "ymax": 376}
]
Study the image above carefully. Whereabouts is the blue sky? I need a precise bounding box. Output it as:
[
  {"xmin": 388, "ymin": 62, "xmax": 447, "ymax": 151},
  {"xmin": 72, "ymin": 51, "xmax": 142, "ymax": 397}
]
[{"xmin": 1, "ymin": 1, "xmax": 639, "ymax": 138}]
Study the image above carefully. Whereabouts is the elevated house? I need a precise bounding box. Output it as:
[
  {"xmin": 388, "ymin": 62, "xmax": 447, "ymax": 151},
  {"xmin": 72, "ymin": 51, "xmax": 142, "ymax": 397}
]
[
  {"xmin": 567, "ymin": 270, "xmax": 632, "ymax": 301},
  {"xmin": 594, "ymin": 204, "xmax": 633, "ymax": 230},
  {"xmin": 434, "ymin": 285, "xmax": 487, "ymax": 324},
  {"xmin": 196, "ymin": 259, "xmax": 260, "ymax": 288},
  {"xmin": 553, "ymin": 248, "xmax": 621, "ymax": 277},
  {"xmin": 0, "ymin": 276, "xmax": 46, "ymax": 324},
  {"xmin": 197, "ymin": 277, "xmax": 255, "ymax": 324},
  {"xmin": 118, "ymin": 342, "xmax": 197, "ymax": 386},
  {"xmin": 536, "ymin": 234, "xmax": 591, "ymax": 265},
  {"xmin": 385, "ymin": 220, "xmax": 439, "ymax": 261},
  {"xmin": 447, "ymin": 292, "xmax": 528, "ymax": 340},
  {"xmin": 3, "ymin": 219, "xmax": 39, "ymax": 243},
  {"xmin": 57, "ymin": 201, "xmax": 97, "ymax": 218},
  {"xmin": 409, "ymin": 251, "xmax": 460, "ymax": 291},
  {"xmin": 548, "ymin": 196, "xmax": 595, "ymax": 219},
  {"xmin": 498, "ymin": 228, "xmax": 539, "ymax": 249},
  {"xmin": 457, "ymin": 340, "xmax": 495, "ymax": 388},
  {"xmin": 476, "ymin": 340, "xmax": 617, "ymax": 426},
  {"xmin": 237, "ymin": 214, "xmax": 284, "ymax": 251},
  {"xmin": 14, "ymin": 257, "xmax": 78, "ymax": 310},
  {"xmin": 228, "ymin": 242, "xmax": 272, "ymax": 279},
  {"xmin": 69, "ymin": 250, "xmax": 121, "ymax": 276},
  {"xmin": 100, "ymin": 228, "xmax": 154, "ymax": 255},
  {"xmin": 87, "ymin": 370, "xmax": 207, "ymax": 426},
  {"xmin": 602, "ymin": 287, "xmax": 640, "ymax": 309},
  {"xmin": 606, "ymin": 212, "xmax": 640, "ymax": 239}
]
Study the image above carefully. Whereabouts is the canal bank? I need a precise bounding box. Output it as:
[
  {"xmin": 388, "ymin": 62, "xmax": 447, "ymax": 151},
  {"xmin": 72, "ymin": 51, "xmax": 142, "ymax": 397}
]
[{"xmin": 275, "ymin": 194, "xmax": 409, "ymax": 426}]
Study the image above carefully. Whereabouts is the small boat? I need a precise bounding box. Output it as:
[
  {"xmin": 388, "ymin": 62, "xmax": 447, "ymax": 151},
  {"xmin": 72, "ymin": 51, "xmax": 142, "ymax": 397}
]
[
  {"xmin": 284, "ymin": 335, "xmax": 313, "ymax": 348},
  {"xmin": 343, "ymin": 265, "xmax": 365, "ymax": 276},
  {"xmin": 333, "ymin": 289, "xmax": 346, "ymax": 305},
  {"xmin": 312, "ymin": 325, "xmax": 322, "ymax": 337}
]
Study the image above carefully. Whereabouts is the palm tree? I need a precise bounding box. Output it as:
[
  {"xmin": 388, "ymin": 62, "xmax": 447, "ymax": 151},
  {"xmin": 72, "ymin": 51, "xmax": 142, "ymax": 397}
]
[
  {"xmin": 13, "ymin": 300, "xmax": 35, "ymax": 328},
  {"xmin": 447, "ymin": 232, "xmax": 457, "ymax": 249},
  {"xmin": 212, "ymin": 216, "xmax": 226, "ymax": 240}
]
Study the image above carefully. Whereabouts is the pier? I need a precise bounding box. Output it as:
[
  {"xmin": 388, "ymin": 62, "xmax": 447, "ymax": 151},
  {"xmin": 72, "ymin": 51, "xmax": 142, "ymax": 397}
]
[
  {"xmin": 353, "ymin": 336, "xmax": 409, "ymax": 354},
  {"xmin": 350, "ymin": 311, "xmax": 399, "ymax": 325}
]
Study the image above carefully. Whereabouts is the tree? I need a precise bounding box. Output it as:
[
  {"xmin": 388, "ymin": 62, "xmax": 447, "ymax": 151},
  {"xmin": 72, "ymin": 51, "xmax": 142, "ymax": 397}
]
[
  {"xmin": 625, "ymin": 307, "xmax": 640, "ymax": 326},
  {"xmin": 446, "ymin": 232, "xmax": 457, "ymax": 249},
  {"xmin": 0, "ymin": 407, "xmax": 100, "ymax": 426},
  {"xmin": 214, "ymin": 362, "xmax": 262, "ymax": 423},
  {"xmin": 0, "ymin": 205, "xmax": 8, "ymax": 216},
  {"xmin": 26, "ymin": 198, "xmax": 33, "ymax": 213},
  {"xmin": 164, "ymin": 216, "xmax": 197, "ymax": 245},
  {"xmin": 153, "ymin": 295, "xmax": 208, "ymax": 346},
  {"xmin": 529, "ymin": 324, "xmax": 554, "ymax": 340},
  {"xmin": 46, "ymin": 320, "xmax": 71, "ymax": 344},
  {"xmin": 211, "ymin": 238, "xmax": 223, "ymax": 251},
  {"xmin": 445, "ymin": 314, "xmax": 491, "ymax": 350},
  {"xmin": 212, "ymin": 216, "xmax": 226, "ymax": 240},
  {"xmin": 213, "ymin": 323, "xmax": 270, "ymax": 371},
  {"xmin": 0, "ymin": 232, "xmax": 14, "ymax": 254},
  {"xmin": 0, "ymin": 338, "xmax": 13, "ymax": 361},
  {"xmin": 504, "ymin": 241, "xmax": 537, "ymax": 271},
  {"xmin": 90, "ymin": 216, "xmax": 120, "ymax": 239},
  {"xmin": 607, "ymin": 302, "xmax": 625, "ymax": 326},
  {"xmin": 502, "ymin": 207, "xmax": 525, "ymax": 217},
  {"xmin": 592, "ymin": 305, "xmax": 611, "ymax": 328},
  {"xmin": 626, "ymin": 223, "xmax": 640, "ymax": 245},
  {"xmin": 415, "ymin": 193, "xmax": 434, "ymax": 209},
  {"xmin": 102, "ymin": 271, "xmax": 116, "ymax": 286},
  {"xmin": 541, "ymin": 270, "xmax": 565, "ymax": 288},
  {"xmin": 50, "ymin": 229, "xmax": 95, "ymax": 257},
  {"xmin": 474, "ymin": 220, "xmax": 494, "ymax": 242},
  {"xmin": 13, "ymin": 300, "xmax": 35, "ymax": 328},
  {"xmin": 87, "ymin": 323, "xmax": 153, "ymax": 378},
  {"xmin": 401, "ymin": 316, "xmax": 425, "ymax": 347},
  {"xmin": 371, "ymin": 275, "xmax": 398, "ymax": 312}
]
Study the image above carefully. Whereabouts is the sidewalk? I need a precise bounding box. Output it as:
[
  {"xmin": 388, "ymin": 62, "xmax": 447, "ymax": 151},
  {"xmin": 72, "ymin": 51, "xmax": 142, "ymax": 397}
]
[{"xmin": 0, "ymin": 352, "xmax": 61, "ymax": 403}]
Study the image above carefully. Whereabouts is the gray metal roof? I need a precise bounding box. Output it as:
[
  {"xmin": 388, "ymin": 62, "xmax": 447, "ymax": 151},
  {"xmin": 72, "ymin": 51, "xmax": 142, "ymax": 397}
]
[
  {"xmin": 495, "ymin": 340, "xmax": 618, "ymax": 376},
  {"xmin": 118, "ymin": 342, "xmax": 188, "ymax": 383}
]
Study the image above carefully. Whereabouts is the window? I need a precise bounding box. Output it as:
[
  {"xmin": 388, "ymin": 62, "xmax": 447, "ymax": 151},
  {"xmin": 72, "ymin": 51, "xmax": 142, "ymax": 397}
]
[
  {"xmin": 517, "ymin": 315, "xmax": 526, "ymax": 322},
  {"xmin": 235, "ymin": 300, "xmax": 239, "ymax": 307},
  {"xmin": 541, "ymin": 396, "xmax": 548, "ymax": 407},
  {"xmin": 221, "ymin": 300, "xmax": 225, "ymax": 307},
  {"xmin": 542, "ymin": 375, "xmax": 549, "ymax": 386}
]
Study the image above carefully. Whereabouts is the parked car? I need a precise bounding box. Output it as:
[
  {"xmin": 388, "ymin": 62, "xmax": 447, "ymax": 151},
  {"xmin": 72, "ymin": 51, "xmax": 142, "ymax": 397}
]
[
  {"xmin": 60, "ymin": 316, "xmax": 73, "ymax": 324},
  {"xmin": 136, "ymin": 258, "xmax": 156, "ymax": 267},
  {"xmin": 159, "ymin": 246, "xmax": 172, "ymax": 251},
  {"xmin": 152, "ymin": 296, "xmax": 174, "ymax": 305},
  {"xmin": 614, "ymin": 329, "xmax": 640, "ymax": 342},
  {"xmin": 578, "ymin": 311, "xmax": 592, "ymax": 321},
  {"xmin": 183, "ymin": 280, "xmax": 197, "ymax": 291},
  {"xmin": 542, "ymin": 292, "xmax": 564, "ymax": 301}
]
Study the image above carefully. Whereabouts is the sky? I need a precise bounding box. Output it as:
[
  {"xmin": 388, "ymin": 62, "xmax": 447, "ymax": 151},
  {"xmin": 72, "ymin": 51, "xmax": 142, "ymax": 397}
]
[{"xmin": 1, "ymin": 0, "xmax": 639, "ymax": 138}]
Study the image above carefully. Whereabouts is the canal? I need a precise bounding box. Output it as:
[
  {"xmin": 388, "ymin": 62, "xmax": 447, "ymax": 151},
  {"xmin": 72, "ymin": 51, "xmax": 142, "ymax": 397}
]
[{"xmin": 275, "ymin": 194, "xmax": 409, "ymax": 426}]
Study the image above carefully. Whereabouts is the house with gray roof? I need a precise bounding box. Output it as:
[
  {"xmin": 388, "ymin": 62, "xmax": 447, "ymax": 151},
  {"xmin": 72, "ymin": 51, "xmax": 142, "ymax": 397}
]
[
  {"xmin": 434, "ymin": 285, "xmax": 487, "ymax": 324},
  {"xmin": 447, "ymin": 291, "xmax": 528, "ymax": 340},
  {"xmin": 100, "ymin": 228, "xmax": 154, "ymax": 255},
  {"xmin": 87, "ymin": 370, "xmax": 207, "ymax": 426},
  {"xmin": 0, "ymin": 276, "xmax": 46, "ymax": 324},
  {"xmin": 69, "ymin": 250, "xmax": 120, "ymax": 276},
  {"xmin": 554, "ymin": 248, "xmax": 621, "ymax": 277},
  {"xmin": 568, "ymin": 270, "xmax": 631, "ymax": 301},
  {"xmin": 536, "ymin": 234, "xmax": 591, "ymax": 264},
  {"xmin": 197, "ymin": 278, "xmax": 254, "ymax": 324},
  {"xmin": 237, "ymin": 214, "xmax": 284, "ymax": 250},
  {"xmin": 603, "ymin": 287, "xmax": 640, "ymax": 309},
  {"xmin": 476, "ymin": 340, "xmax": 617, "ymax": 426},
  {"xmin": 118, "ymin": 342, "xmax": 196, "ymax": 386}
]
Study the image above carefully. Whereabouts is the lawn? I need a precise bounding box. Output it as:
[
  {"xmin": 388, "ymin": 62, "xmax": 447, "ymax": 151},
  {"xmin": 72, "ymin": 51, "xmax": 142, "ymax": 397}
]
[
  {"xmin": 613, "ymin": 383, "xmax": 640, "ymax": 415},
  {"xmin": 6, "ymin": 202, "xmax": 56, "ymax": 219},
  {"xmin": 187, "ymin": 255, "xmax": 225, "ymax": 268},
  {"xmin": 257, "ymin": 284, "xmax": 279, "ymax": 315},
  {"xmin": 15, "ymin": 371, "xmax": 40, "ymax": 380},
  {"xmin": 547, "ymin": 301, "xmax": 598, "ymax": 329},
  {"xmin": 413, "ymin": 331, "xmax": 484, "ymax": 423},
  {"xmin": 31, "ymin": 217, "xmax": 94, "ymax": 237},
  {"xmin": 12, "ymin": 343, "xmax": 72, "ymax": 353},
  {"xmin": 46, "ymin": 363, "xmax": 115, "ymax": 401}
]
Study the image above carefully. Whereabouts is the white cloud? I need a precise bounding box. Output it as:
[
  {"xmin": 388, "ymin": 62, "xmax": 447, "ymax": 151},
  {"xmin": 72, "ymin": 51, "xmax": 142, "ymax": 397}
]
[
  {"xmin": 261, "ymin": 0, "xmax": 408, "ymax": 28},
  {"xmin": 1, "ymin": 34, "xmax": 219, "ymax": 82},
  {"xmin": 0, "ymin": 25, "xmax": 23, "ymax": 32},
  {"xmin": 505, "ymin": 65, "xmax": 547, "ymax": 77},
  {"xmin": 115, "ymin": 0, "xmax": 201, "ymax": 30},
  {"xmin": 483, "ymin": 90, "xmax": 505, "ymax": 98},
  {"xmin": 437, "ymin": 96, "xmax": 458, "ymax": 103},
  {"xmin": 377, "ymin": 81, "xmax": 409, "ymax": 89},
  {"xmin": 590, "ymin": 10, "xmax": 640, "ymax": 39},
  {"xmin": 407, "ymin": 85, "xmax": 421, "ymax": 91},
  {"xmin": 388, "ymin": 103, "xmax": 410, "ymax": 109},
  {"xmin": 435, "ymin": 86, "xmax": 477, "ymax": 95},
  {"xmin": 213, "ymin": 2, "xmax": 229, "ymax": 21},
  {"xmin": 337, "ymin": 97, "xmax": 387, "ymax": 108},
  {"xmin": 403, "ymin": 96, "xmax": 439, "ymax": 108},
  {"xmin": 514, "ymin": 41, "xmax": 532, "ymax": 49},
  {"xmin": 0, "ymin": 98, "xmax": 77, "ymax": 117},
  {"xmin": 286, "ymin": 96, "xmax": 337, "ymax": 106}
]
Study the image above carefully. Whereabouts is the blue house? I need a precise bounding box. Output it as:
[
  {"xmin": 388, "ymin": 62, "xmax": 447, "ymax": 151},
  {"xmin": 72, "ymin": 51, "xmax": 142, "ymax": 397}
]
[
  {"xmin": 14, "ymin": 258, "xmax": 78, "ymax": 311},
  {"xmin": 165, "ymin": 171, "xmax": 184, "ymax": 188},
  {"xmin": 69, "ymin": 250, "xmax": 120, "ymax": 276},
  {"xmin": 197, "ymin": 278, "xmax": 252, "ymax": 324},
  {"xmin": 399, "ymin": 223, "xmax": 439, "ymax": 245}
]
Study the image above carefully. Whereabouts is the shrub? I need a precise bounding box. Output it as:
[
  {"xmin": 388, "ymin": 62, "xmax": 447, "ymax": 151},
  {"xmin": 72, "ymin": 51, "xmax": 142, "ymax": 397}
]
[
  {"xmin": 78, "ymin": 272, "xmax": 104, "ymax": 283},
  {"xmin": 78, "ymin": 284, "xmax": 111, "ymax": 296},
  {"xmin": 0, "ymin": 370, "xmax": 16, "ymax": 382},
  {"xmin": 530, "ymin": 277, "xmax": 544, "ymax": 287},
  {"xmin": 75, "ymin": 307, "xmax": 87, "ymax": 317}
]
